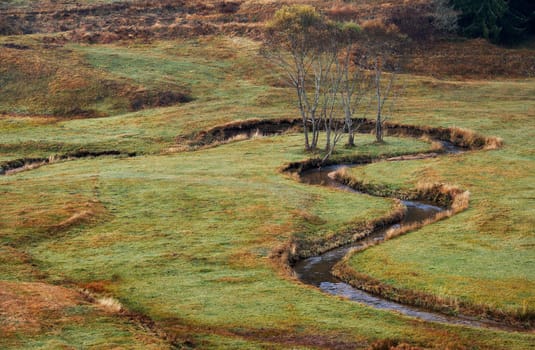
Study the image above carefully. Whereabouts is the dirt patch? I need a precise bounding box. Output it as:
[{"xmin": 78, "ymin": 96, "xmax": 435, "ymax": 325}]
[
  {"xmin": 233, "ymin": 328, "xmax": 367, "ymax": 350},
  {"xmin": 368, "ymin": 339, "xmax": 424, "ymax": 350},
  {"xmin": 159, "ymin": 316, "xmax": 367, "ymax": 350},
  {"xmin": 0, "ymin": 281, "xmax": 82, "ymax": 336},
  {"xmin": 1, "ymin": 43, "xmax": 31, "ymax": 50}
]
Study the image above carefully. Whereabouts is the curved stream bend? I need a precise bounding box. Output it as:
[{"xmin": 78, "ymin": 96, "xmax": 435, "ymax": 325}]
[{"xmin": 294, "ymin": 159, "xmax": 497, "ymax": 329}]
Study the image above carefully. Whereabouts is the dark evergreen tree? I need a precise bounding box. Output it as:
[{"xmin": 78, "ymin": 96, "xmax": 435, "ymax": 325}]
[
  {"xmin": 452, "ymin": 0, "xmax": 508, "ymax": 42},
  {"xmin": 500, "ymin": 0, "xmax": 535, "ymax": 43},
  {"xmin": 509, "ymin": 0, "xmax": 535, "ymax": 34}
]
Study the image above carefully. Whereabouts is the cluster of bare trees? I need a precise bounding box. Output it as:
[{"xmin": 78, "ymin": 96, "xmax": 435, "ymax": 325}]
[{"xmin": 262, "ymin": 5, "xmax": 401, "ymax": 160}]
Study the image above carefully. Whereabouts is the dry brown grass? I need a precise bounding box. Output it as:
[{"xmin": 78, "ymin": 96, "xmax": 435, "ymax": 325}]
[
  {"xmin": 0, "ymin": 281, "xmax": 82, "ymax": 336},
  {"xmin": 4, "ymin": 160, "xmax": 48, "ymax": 175},
  {"xmin": 47, "ymin": 200, "xmax": 107, "ymax": 234},
  {"xmin": 384, "ymin": 195, "xmax": 468, "ymax": 240},
  {"xmin": 325, "ymin": 2, "xmax": 360, "ymax": 21},
  {"xmin": 271, "ymin": 200, "xmax": 406, "ymax": 281},
  {"xmin": 96, "ymin": 296, "xmax": 123, "ymax": 313}
]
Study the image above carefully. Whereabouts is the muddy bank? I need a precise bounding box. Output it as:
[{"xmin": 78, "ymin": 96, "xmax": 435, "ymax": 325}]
[
  {"xmin": 0, "ymin": 150, "xmax": 136, "ymax": 175},
  {"xmin": 270, "ymin": 204, "xmax": 406, "ymax": 275},
  {"xmin": 331, "ymin": 170, "xmax": 466, "ymax": 208},
  {"xmin": 177, "ymin": 117, "xmax": 502, "ymax": 153},
  {"xmin": 177, "ymin": 118, "xmax": 302, "ymax": 149}
]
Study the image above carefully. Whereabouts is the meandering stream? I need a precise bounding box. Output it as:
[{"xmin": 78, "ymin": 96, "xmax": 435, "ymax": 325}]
[
  {"xmin": 1, "ymin": 119, "xmax": 518, "ymax": 330},
  {"xmin": 293, "ymin": 149, "xmax": 506, "ymax": 329}
]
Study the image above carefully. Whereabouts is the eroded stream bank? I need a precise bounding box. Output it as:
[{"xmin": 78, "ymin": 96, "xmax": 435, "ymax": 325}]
[
  {"xmin": 0, "ymin": 150, "xmax": 136, "ymax": 175},
  {"xmin": 294, "ymin": 163, "xmax": 499, "ymax": 329},
  {"xmin": 288, "ymin": 145, "xmax": 531, "ymax": 330}
]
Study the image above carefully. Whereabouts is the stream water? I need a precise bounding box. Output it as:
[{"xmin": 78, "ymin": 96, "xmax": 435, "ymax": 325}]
[{"xmin": 293, "ymin": 155, "xmax": 499, "ymax": 329}]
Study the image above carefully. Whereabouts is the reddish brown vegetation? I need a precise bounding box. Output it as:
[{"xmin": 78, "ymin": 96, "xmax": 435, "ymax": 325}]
[
  {"xmin": 0, "ymin": 281, "xmax": 81, "ymax": 336},
  {"xmin": 1, "ymin": 0, "xmax": 533, "ymax": 78},
  {"xmin": 403, "ymin": 39, "xmax": 535, "ymax": 78}
]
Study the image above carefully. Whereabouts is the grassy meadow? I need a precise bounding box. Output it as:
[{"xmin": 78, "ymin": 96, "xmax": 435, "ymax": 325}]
[
  {"xmin": 1, "ymin": 33, "xmax": 534, "ymax": 349},
  {"xmin": 338, "ymin": 78, "xmax": 535, "ymax": 319}
]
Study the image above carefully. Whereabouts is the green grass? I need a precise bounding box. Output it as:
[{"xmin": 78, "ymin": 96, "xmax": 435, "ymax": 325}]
[
  {"xmin": 0, "ymin": 37, "xmax": 292, "ymax": 157},
  {"xmin": 1, "ymin": 35, "xmax": 534, "ymax": 348},
  {"xmin": 3, "ymin": 133, "xmax": 534, "ymax": 348},
  {"xmin": 10, "ymin": 311, "xmax": 170, "ymax": 350},
  {"xmin": 342, "ymin": 77, "xmax": 535, "ymax": 317}
]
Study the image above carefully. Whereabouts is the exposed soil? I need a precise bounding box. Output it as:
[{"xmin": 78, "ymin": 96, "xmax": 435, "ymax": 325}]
[
  {"xmin": 177, "ymin": 117, "xmax": 302, "ymax": 149},
  {"xmin": 129, "ymin": 89, "xmax": 193, "ymax": 111},
  {"xmin": 177, "ymin": 117, "xmax": 501, "ymax": 156}
]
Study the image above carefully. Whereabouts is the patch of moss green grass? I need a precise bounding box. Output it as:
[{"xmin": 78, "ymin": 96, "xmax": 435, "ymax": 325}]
[
  {"xmin": 2, "ymin": 132, "xmax": 534, "ymax": 349},
  {"xmin": 0, "ymin": 37, "xmax": 293, "ymax": 158},
  {"xmin": 0, "ymin": 39, "xmax": 136, "ymax": 117},
  {"xmin": 343, "ymin": 77, "xmax": 535, "ymax": 319}
]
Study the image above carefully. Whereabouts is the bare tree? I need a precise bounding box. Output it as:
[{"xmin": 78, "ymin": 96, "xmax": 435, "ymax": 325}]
[
  {"xmin": 371, "ymin": 55, "xmax": 406, "ymax": 143},
  {"xmin": 432, "ymin": 0, "xmax": 459, "ymax": 33},
  {"xmin": 353, "ymin": 21, "xmax": 406, "ymax": 143},
  {"xmin": 336, "ymin": 26, "xmax": 373, "ymax": 147},
  {"xmin": 261, "ymin": 5, "xmax": 330, "ymax": 151},
  {"xmin": 319, "ymin": 22, "xmax": 344, "ymax": 158}
]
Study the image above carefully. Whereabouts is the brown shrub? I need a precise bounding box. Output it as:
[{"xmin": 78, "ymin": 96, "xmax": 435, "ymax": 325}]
[
  {"xmin": 129, "ymin": 89, "xmax": 193, "ymax": 111},
  {"xmin": 326, "ymin": 3, "xmax": 359, "ymax": 21},
  {"xmin": 218, "ymin": 1, "xmax": 240, "ymax": 14},
  {"xmin": 361, "ymin": 18, "xmax": 401, "ymax": 37},
  {"xmin": 0, "ymin": 281, "xmax": 81, "ymax": 336},
  {"xmin": 368, "ymin": 339, "xmax": 423, "ymax": 350}
]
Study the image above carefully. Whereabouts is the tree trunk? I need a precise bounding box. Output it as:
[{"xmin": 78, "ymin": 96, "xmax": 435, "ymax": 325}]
[
  {"xmin": 345, "ymin": 109, "xmax": 355, "ymax": 147},
  {"xmin": 375, "ymin": 114, "xmax": 383, "ymax": 142},
  {"xmin": 303, "ymin": 118, "xmax": 310, "ymax": 150},
  {"xmin": 375, "ymin": 58, "xmax": 384, "ymax": 143}
]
